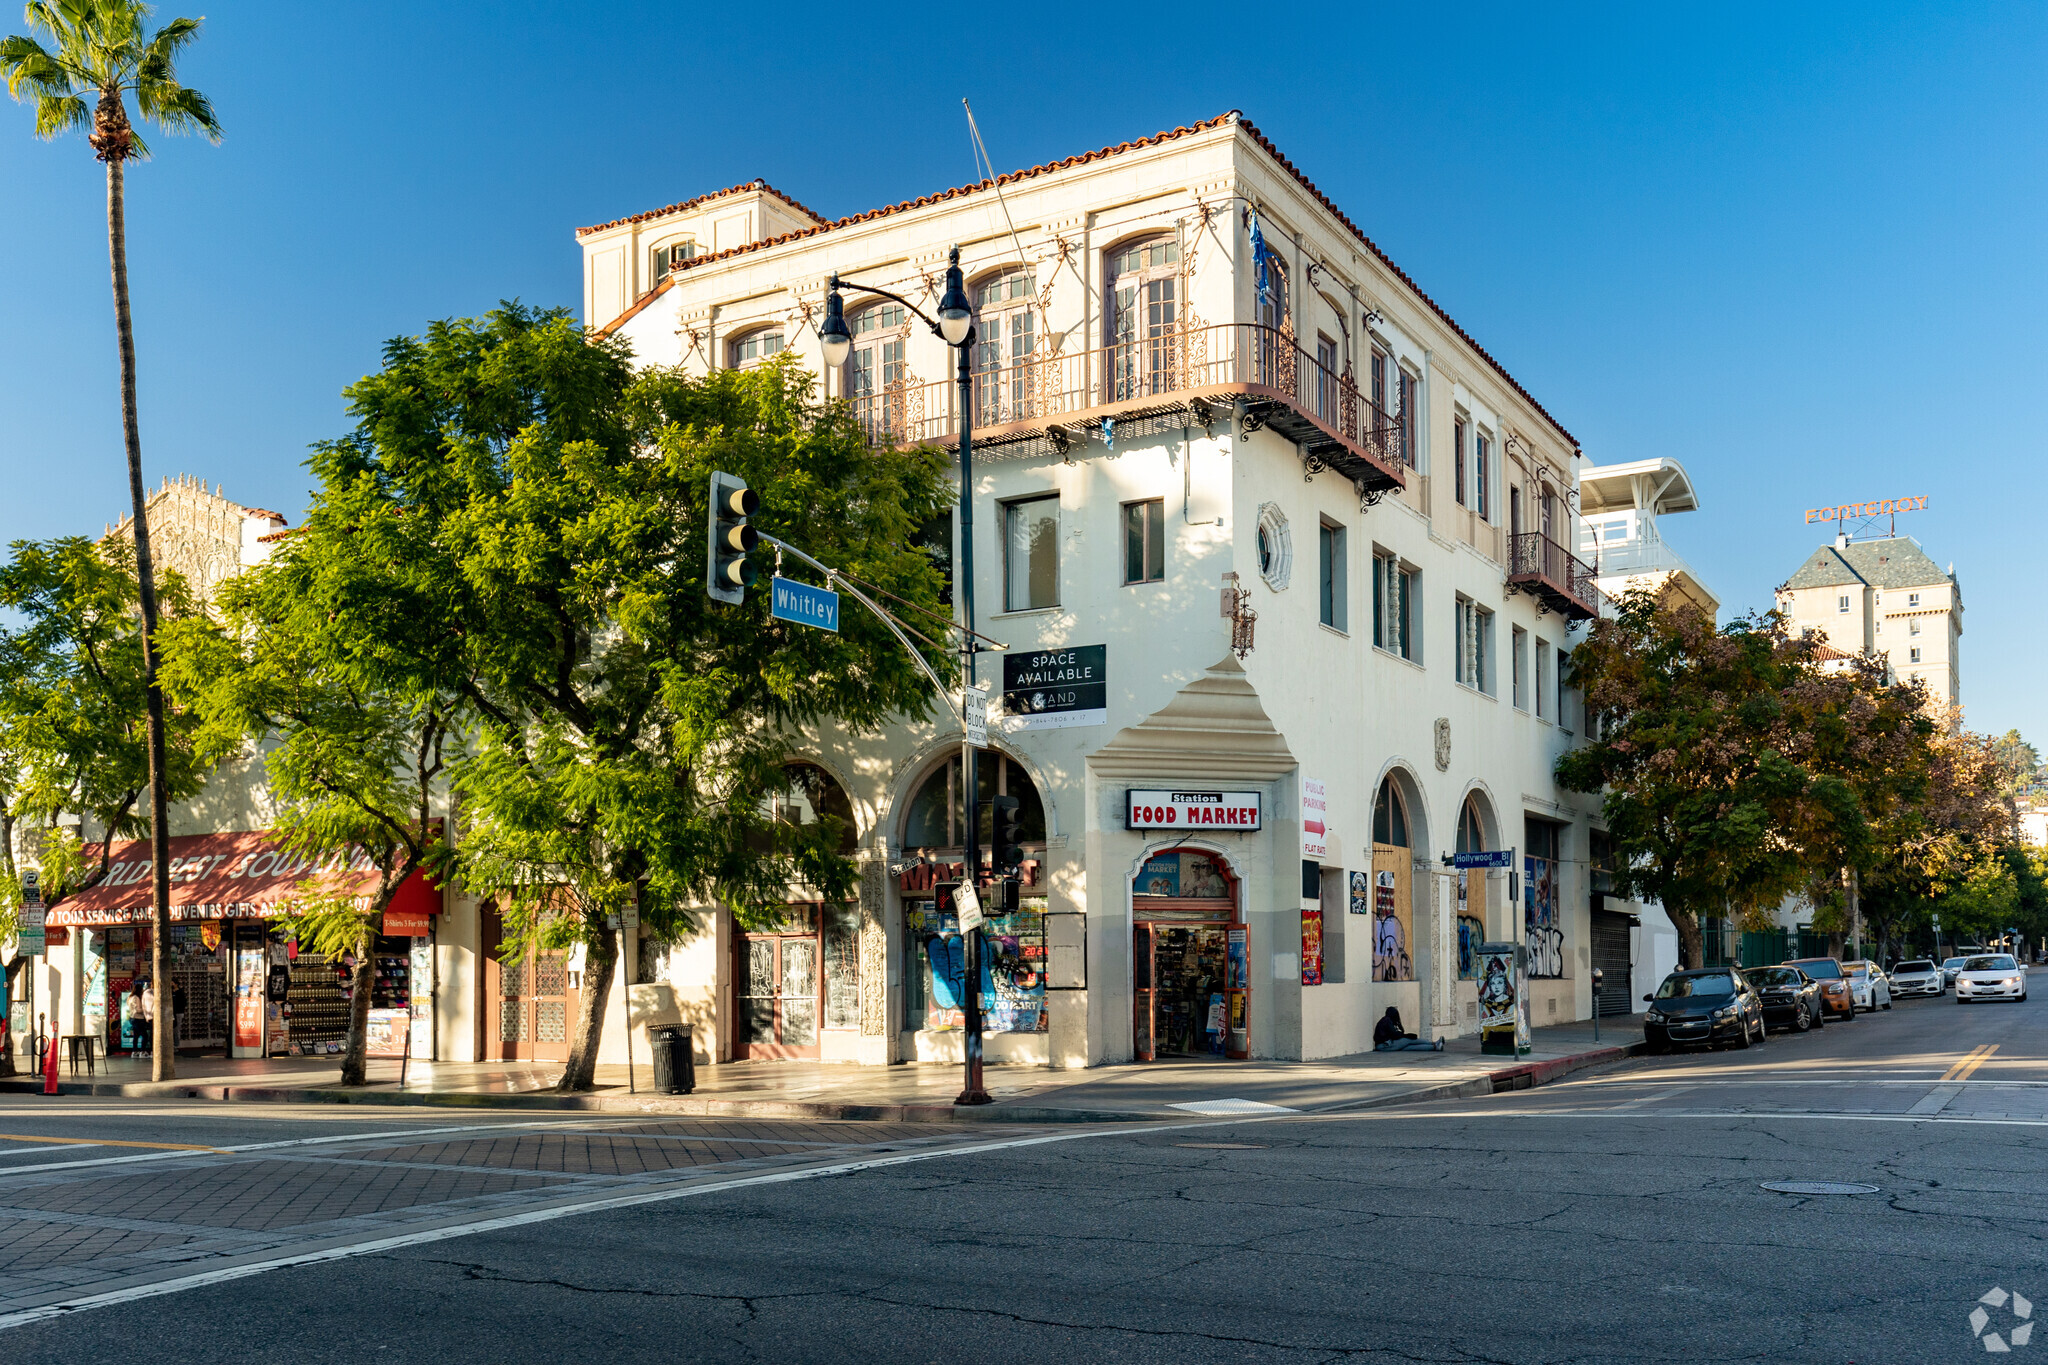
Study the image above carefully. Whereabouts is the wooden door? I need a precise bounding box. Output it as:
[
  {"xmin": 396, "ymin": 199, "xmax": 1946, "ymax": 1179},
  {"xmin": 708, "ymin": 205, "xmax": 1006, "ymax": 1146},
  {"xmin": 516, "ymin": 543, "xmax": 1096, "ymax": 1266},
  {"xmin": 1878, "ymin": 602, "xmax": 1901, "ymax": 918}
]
[
  {"xmin": 1132, "ymin": 923, "xmax": 1156, "ymax": 1062},
  {"xmin": 483, "ymin": 906, "xmax": 576, "ymax": 1062},
  {"xmin": 733, "ymin": 909, "xmax": 821, "ymax": 1060}
]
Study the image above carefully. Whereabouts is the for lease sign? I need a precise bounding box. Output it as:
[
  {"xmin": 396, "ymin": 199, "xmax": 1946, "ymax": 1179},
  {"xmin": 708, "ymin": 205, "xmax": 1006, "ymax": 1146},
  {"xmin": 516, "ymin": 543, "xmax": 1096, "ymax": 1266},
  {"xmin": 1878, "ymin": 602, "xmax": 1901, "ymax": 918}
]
[{"xmin": 1126, "ymin": 790, "xmax": 1262, "ymax": 831}]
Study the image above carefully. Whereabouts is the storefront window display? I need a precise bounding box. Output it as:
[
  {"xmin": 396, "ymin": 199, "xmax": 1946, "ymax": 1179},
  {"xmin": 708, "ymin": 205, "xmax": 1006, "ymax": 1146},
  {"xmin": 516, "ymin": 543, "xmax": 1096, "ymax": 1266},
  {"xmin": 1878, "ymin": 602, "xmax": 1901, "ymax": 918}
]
[{"xmin": 904, "ymin": 895, "xmax": 1047, "ymax": 1034}]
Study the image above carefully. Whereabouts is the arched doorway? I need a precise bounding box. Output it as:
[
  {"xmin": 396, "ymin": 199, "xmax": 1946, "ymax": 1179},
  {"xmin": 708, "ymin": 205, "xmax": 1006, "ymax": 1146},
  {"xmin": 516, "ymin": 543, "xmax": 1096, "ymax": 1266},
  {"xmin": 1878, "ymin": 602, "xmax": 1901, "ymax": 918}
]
[
  {"xmin": 897, "ymin": 753, "xmax": 1049, "ymax": 1052},
  {"xmin": 1371, "ymin": 775, "xmax": 1415, "ymax": 984},
  {"xmin": 732, "ymin": 763, "xmax": 861, "ymax": 1061},
  {"xmin": 1454, "ymin": 794, "xmax": 1496, "ymax": 981},
  {"xmin": 1131, "ymin": 848, "xmax": 1247, "ymax": 1061}
]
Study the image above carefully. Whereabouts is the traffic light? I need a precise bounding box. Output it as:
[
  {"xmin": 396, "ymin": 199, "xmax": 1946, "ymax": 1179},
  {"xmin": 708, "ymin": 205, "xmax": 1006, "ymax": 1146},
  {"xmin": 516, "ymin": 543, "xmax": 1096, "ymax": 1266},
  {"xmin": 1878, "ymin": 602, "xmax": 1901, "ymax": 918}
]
[
  {"xmin": 991, "ymin": 794, "xmax": 1024, "ymax": 877},
  {"xmin": 706, "ymin": 471, "xmax": 760, "ymax": 604}
]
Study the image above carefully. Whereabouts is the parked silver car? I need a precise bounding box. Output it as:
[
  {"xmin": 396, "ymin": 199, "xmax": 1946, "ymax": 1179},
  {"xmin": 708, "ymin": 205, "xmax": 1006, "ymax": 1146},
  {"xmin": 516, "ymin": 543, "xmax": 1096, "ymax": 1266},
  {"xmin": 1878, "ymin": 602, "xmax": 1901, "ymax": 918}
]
[
  {"xmin": 1889, "ymin": 959, "xmax": 1944, "ymax": 997},
  {"xmin": 1942, "ymin": 956, "xmax": 1968, "ymax": 986}
]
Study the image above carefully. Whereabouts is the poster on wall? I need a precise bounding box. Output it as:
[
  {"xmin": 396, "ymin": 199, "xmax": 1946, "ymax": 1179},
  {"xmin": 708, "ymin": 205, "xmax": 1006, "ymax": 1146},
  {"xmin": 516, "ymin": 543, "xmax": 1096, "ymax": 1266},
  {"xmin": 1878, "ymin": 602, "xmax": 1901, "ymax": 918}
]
[
  {"xmin": 1134, "ymin": 852, "xmax": 1231, "ymax": 900},
  {"xmin": 1300, "ymin": 778, "xmax": 1328, "ymax": 858},
  {"xmin": 1524, "ymin": 854, "xmax": 1563, "ymax": 978},
  {"xmin": 1300, "ymin": 908, "xmax": 1324, "ymax": 986},
  {"xmin": 906, "ymin": 900, "xmax": 1047, "ymax": 1034},
  {"xmin": 1373, "ymin": 870, "xmax": 1410, "ymax": 982},
  {"xmin": 1349, "ymin": 870, "xmax": 1369, "ymax": 915},
  {"xmin": 1226, "ymin": 929, "xmax": 1247, "ymax": 990},
  {"xmin": 1477, "ymin": 943, "xmax": 1530, "ymax": 1057}
]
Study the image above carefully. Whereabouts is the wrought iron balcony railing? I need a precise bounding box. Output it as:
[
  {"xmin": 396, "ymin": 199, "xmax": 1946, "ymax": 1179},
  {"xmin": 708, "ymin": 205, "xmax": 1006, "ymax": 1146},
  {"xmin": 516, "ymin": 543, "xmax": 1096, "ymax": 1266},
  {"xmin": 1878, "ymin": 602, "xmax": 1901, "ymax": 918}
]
[
  {"xmin": 1507, "ymin": 531, "xmax": 1605, "ymax": 622},
  {"xmin": 844, "ymin": 323, "xmax": 1407, "ymax": 497}
]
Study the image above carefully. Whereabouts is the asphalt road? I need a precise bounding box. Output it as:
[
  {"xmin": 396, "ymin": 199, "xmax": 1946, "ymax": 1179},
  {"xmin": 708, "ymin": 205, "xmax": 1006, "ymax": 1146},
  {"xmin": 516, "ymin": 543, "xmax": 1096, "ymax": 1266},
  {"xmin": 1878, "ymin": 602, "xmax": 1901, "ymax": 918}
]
[{"xmin": 0, "ymin": 985, "xmax": 2041, "ymax": 1363}]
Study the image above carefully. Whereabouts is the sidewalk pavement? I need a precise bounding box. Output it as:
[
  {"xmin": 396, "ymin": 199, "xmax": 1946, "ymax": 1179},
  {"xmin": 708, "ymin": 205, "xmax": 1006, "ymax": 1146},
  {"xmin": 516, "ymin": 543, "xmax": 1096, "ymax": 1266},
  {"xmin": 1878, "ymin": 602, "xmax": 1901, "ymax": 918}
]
[{"xmin": 0, "ymin": 1016, "xmax": 1647, "ymax": 1124}]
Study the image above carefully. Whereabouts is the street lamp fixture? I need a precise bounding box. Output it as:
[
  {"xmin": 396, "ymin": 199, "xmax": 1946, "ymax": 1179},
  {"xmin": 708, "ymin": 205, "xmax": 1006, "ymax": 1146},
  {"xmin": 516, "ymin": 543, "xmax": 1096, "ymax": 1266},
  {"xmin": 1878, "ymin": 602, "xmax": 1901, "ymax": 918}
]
[
  {"xmin": 818, "ymin": 245, "xmax": 990, "ymax": 1106},
  {"xmin": 936, "ymin": 250, "xmax": 973, "ymax": 345},
  {"xmin": 819, "ymin": 286, "xmax": 851, "ymax": 368}
]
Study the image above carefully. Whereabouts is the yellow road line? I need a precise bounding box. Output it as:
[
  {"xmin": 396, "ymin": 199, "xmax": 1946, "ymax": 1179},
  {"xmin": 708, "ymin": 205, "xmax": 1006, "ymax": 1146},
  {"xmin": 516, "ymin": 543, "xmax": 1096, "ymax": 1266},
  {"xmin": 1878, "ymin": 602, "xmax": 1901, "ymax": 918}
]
[
  {"xmin": 0, "ymin": 1133, "xmax": 225, "ymax": 1153},
  {"xmin": 1942, "ymin": 1045, "xmax": 1999, "ymax": 1082}
]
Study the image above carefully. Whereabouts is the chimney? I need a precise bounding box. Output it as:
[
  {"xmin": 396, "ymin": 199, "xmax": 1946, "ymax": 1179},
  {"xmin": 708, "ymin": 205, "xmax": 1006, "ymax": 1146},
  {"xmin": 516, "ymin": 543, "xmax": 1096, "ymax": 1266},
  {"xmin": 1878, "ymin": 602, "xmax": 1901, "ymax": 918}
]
[{"xmin": 1835, "ymin": 531, "xmax": 1849, "ymax": 550}]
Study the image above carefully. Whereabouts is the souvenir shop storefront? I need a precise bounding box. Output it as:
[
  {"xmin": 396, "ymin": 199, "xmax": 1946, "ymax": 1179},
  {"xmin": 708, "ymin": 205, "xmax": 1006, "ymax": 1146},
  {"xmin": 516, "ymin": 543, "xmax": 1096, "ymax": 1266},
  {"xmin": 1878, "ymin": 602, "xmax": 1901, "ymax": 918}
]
[{"xmin": 44, "ymin": 830, "xmax": 439, "ymax": 1059}]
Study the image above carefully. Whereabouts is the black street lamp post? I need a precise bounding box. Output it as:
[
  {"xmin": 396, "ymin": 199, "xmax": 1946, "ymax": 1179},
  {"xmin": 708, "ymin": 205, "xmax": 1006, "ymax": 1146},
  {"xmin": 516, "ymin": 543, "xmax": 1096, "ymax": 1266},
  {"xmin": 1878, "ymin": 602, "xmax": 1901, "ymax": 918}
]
[{"xmin": 820, "ymin": 248, "xmax": 992, "ymax": 1105}]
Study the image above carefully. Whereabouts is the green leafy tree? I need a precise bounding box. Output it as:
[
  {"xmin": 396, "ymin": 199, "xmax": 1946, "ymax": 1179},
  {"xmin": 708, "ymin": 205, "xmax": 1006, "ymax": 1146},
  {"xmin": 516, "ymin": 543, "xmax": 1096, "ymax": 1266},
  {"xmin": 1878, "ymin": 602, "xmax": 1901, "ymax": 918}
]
[
  {"xmin": 3, "ymin": 0, "xmax": 220, "ymax": 1080},
  {"xmin": 0, "ymin": 539, "xmax": 227, "ymax": 1060},
  {"xmin": 305, "ymin": 306, "xmax": 953, "ymax": 1090},
  {"xmin": 1558, "ymin": 591, "xmax": 1927, "ymax": 967},
  {"xmin": 160, "ymin": 486, "xmax": 467, "ymax": 1087}
]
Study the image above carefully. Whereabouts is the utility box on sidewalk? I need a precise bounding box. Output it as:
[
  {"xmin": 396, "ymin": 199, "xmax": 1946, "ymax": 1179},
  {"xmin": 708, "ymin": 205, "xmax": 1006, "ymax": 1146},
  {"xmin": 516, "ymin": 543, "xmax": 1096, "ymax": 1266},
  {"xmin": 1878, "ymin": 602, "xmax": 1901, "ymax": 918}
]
[{"xmin": 1477, "ymin": 943, "xmax": 1530, "ymax": 1057}]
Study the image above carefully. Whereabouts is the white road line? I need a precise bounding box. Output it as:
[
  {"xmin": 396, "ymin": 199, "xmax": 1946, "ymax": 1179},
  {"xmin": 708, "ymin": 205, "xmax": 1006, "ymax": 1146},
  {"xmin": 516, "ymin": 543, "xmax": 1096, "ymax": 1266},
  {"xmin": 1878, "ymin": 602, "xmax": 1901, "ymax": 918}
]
[
  {"xmin": 1339, "ymin": 1107, "xmax": 2048, "ymax": 1129},
  {"xmin": 0, "ymin": 1145, "xmax": 104, "ymax": 1158},
  {"xmin": 0, "ymin": 1120, "xmax": 1182, "ymax": 1332}
]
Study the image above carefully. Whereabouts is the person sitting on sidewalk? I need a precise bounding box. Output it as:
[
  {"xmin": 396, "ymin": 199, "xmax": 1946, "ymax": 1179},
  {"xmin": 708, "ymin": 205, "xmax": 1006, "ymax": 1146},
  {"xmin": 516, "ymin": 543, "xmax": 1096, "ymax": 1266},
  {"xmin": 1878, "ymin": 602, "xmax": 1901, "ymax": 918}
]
[{"xmin": 1373, "ymin": 1007, "xmax": 1443, "ymax": 1052}]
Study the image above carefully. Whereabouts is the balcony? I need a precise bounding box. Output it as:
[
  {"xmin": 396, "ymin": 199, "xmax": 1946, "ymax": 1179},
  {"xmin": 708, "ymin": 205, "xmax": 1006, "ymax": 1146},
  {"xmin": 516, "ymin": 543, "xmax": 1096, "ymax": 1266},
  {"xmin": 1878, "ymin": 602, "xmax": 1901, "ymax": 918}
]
[
  {"xmin": 848, "ymin": 323, "xmax": 1408, "ymax": 499},
  {"xmin": 1507, "ymin": 532, "xmax": 1605, "ymax": 621}
]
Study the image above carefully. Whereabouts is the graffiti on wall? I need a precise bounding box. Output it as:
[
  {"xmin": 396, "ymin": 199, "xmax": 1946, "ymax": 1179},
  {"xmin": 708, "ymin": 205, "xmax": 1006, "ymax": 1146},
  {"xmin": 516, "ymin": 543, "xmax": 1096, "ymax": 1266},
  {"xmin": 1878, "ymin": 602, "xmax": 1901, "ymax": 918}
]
[
  {"xmin": 1455, "ymin": 870, "xmax": 1485, "ymax": 979},
  {"xmin": 1373, "ymin": 869, "xmax": 1410, "ymax": 982},
  {"xmin": 1524, "ymin": 854, "xmax": 1564, "ymax": 978}
]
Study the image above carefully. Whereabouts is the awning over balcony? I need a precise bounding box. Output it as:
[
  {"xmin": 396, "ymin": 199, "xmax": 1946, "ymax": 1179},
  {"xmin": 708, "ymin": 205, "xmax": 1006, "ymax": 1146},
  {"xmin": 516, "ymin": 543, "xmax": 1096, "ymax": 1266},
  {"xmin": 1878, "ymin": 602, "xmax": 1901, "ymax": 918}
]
[{"xmin": 45, "ymin": 829, "xmax": 440, "ymax": 928}]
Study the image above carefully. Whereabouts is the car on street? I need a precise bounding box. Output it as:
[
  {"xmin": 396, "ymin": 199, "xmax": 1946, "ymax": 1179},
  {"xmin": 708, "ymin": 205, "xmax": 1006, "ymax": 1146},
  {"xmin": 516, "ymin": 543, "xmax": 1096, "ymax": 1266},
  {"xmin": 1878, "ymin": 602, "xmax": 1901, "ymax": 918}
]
[
  {"xmin": 1742, "ymin": 965, "xmax": 1827, "ymax": 1032},
  {"xmin": 1955, "ymin": 953, "xmax": 2029, "ymax": 1004},
  {"xmin": 1843, "ymin": 960, "xmax": 1893, "ymax": 1012},
  {"xmin": 1889, "ymin": 959, "xmax": 1944, "ymax": 997},
  {"xmin": 1643, "ymin": 968, "xmax": 1768, "ymax": 1052},
  {"xmin": 1942, "ymin": 956, "xmax": 1969, "ymax": 986},
  {"xmin": 1784, "ymin": 957, "xmax": 1857, "ymax": 1020}
]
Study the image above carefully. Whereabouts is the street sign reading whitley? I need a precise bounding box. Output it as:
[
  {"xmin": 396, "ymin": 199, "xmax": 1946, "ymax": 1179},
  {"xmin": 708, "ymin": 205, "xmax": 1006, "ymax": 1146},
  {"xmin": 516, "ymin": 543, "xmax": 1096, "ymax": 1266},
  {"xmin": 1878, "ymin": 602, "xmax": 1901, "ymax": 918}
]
[{"xmin": 770, "ymin": 577, "xmax": 840, "ymax": 632}]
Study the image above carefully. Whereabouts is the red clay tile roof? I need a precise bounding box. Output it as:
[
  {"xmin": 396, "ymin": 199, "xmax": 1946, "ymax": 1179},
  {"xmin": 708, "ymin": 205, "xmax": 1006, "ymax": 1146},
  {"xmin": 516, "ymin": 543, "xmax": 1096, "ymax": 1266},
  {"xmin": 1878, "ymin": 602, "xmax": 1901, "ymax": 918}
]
[
  {"xmin": 241, "ymin": 508, "xmax": 287, "ymax": 523},
  {"xmin": 590, "ymin": 112, "xmax": 1576, "ymax": 450},
  {"xmin": 576, "ymin": 179, "xmax": 827, "ymax": 238},
  {"xmin": 255, "ymin": 527, "xmax": 299, "ymax": 544}
]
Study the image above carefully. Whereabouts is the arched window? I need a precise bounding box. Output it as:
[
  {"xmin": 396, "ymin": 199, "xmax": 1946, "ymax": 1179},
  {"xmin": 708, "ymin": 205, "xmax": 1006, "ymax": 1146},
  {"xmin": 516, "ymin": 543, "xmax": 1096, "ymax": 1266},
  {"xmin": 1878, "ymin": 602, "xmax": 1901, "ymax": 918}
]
[
  {"xmin": 1106, "ymin": 235, "xmax": 1180, "ymax": 400},
  {"xmin": 972, "ymin": 268, "xmax": 1037, "ymax": 426},
  {"xmin": 1456, "ymin": 796, "xmax": 1488, "ymax": 856},
  {"xmin": 651, "ymin": 239, "xmax": 696, "ymax": 284},
  {"xmin": 845, "ymin": 301, "xmax": 909, "ymax": 441},
  {"xmin": 762, "ymin": 762, "xmax": 858, "ymax": 855},
  {"xmin": 729, "ymin": 327, "xmax": 784, "ymax": 368},
  {"xmin": 902, "ymin": 754, "xmax": 1045, "ymax": 852},
  {"xmin": 1373, "ymin": 775, "xmax": 1409, "ymax": 848}
]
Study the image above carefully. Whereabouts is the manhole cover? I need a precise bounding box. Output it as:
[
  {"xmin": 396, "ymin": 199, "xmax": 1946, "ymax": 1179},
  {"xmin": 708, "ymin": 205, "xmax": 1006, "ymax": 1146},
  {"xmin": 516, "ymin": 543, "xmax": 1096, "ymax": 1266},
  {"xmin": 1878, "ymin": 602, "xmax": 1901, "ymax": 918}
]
[
  {"xmin": 1175, "ymin": 1143, "xmax": 1268, "ymax": 1150},
  {"xmin": 1760, "ymin": 1181, "xmax": 1879, "ymax": 1196}
]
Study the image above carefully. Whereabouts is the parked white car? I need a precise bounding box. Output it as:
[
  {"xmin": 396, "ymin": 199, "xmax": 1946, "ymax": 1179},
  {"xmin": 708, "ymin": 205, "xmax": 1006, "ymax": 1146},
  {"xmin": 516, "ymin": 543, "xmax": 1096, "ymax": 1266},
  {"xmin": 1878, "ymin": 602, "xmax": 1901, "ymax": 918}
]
[
  {"xmin": 1844, "ymin": 961, "xmax": 1892, "ymax": 1012},
  {"xmin": 1955, "ymin": 954, "xmax": 2028, "ymax": 1004},
  {"xmin": 1941, "ymin": 956, "xmax": 1968, "ymax": 986},
  {"xmin": 1889, "ymin": 960, "xmax": 1944, "ymax": 997}
]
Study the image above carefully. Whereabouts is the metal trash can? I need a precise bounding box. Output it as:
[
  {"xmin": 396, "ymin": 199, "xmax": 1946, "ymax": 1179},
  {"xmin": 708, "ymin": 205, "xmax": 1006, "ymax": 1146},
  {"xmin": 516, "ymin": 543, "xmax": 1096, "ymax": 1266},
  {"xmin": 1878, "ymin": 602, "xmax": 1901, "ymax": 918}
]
[{"xmin": 648, "ymin": 1024, "xmax": 695, "ymax": 1095}]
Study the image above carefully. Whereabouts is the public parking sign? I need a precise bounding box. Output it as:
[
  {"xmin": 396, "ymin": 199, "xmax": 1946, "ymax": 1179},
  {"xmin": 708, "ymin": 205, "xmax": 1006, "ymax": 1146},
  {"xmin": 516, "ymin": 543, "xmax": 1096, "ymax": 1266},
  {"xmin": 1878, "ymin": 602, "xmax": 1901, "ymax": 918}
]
[{"xmin": 770, "ymin": 576, "xmax": 840, "ymax": 632}]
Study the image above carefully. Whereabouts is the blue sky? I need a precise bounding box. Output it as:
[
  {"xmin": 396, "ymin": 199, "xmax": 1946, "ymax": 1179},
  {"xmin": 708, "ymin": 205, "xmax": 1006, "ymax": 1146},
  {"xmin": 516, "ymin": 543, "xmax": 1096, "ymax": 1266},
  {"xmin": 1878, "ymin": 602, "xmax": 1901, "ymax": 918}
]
[{"xmin": 1, "ymin": 2, "xmax": 2041, "ymax": 739}]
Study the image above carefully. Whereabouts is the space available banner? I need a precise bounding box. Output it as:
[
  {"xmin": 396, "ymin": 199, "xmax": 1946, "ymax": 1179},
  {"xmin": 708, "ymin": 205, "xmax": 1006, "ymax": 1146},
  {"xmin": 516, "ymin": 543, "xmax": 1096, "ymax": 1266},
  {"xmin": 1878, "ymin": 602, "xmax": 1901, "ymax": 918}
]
[{"xmin": 1001, "ymin": 645, "xmax": 1106, "ymax": 729}]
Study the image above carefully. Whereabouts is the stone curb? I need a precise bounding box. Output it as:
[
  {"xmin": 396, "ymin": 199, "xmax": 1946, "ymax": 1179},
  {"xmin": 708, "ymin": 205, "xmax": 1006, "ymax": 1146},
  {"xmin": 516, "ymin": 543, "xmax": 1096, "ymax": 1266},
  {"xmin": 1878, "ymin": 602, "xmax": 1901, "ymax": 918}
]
[{"xmin": 0, "ymin": 1041, "xmax": 1644, "ymax": 1124}]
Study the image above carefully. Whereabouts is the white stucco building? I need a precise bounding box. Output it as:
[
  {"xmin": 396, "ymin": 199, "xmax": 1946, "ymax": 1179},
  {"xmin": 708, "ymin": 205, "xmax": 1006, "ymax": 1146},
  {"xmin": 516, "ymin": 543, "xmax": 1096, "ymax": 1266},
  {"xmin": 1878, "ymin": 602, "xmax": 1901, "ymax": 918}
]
[{"xmin": 556, "ymin": 111, "xmax": 1617, "ymax": 1070}]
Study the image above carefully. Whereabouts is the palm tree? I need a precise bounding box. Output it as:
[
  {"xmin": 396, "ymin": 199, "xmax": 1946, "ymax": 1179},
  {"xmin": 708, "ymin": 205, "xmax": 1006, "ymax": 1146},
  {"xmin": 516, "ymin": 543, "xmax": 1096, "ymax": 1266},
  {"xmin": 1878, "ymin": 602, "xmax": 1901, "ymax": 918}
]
[{"xmin": 3, "ymin": 1, "xmax": 218, "ymax": 1081}]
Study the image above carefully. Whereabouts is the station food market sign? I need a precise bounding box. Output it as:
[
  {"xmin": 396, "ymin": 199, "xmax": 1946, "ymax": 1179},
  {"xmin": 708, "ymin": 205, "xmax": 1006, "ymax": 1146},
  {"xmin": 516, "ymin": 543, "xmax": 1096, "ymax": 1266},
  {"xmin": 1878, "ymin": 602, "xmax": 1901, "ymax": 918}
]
[{"xmin": 1125, "ymin": 790, "xmax": 1262, "ymax": 832}]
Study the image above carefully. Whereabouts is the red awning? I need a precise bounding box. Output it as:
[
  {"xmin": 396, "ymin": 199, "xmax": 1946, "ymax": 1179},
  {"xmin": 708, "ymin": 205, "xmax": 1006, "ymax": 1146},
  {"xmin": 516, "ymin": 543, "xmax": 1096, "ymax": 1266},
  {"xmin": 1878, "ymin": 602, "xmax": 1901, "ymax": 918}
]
[{"xmin": 47, "ymin": 830, "xmax": 440, "ymax": 928}]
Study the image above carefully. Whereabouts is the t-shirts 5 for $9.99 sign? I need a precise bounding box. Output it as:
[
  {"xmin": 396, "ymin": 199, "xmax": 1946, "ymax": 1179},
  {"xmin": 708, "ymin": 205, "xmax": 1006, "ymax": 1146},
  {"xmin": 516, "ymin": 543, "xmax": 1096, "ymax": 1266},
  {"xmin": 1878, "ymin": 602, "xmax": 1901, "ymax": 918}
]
[{"xmin": 1125, "ymin": 791, "xmax": 1262, "ymax": 831}]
